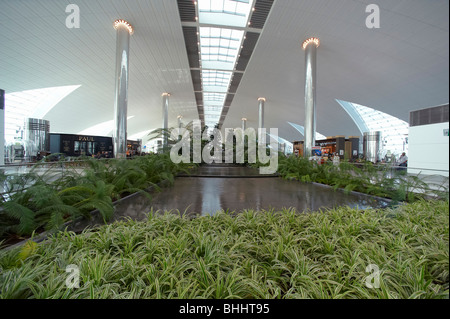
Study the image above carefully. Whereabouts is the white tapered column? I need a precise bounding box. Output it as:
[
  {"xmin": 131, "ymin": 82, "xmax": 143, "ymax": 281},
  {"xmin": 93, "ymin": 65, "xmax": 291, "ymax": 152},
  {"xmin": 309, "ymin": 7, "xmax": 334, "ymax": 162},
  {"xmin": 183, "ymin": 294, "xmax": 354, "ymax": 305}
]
[
  {"xmin": 258, "ymin": 98, "xmax": 266, "ymax": 143},
  {"xmin": 0, "ymin": 89, "xmax": 4, "ymax": 166},
  {"xmin": 113, "ymin": 19, "xmax": 133, "ymax": 159},
  {"xmin": 302, "ymin": 37, "xmax": 319, "ymax": 158},
  {"xmin": 242, "ymin": 118, "xmax": 247, "ymax": 131},
  {"xmin": 258, "ymin": 98, "xmax": 265, "ymax": 130},
  {"xmin": 162, "ymin": 93, "xmax": 170, "ymax": 149}
]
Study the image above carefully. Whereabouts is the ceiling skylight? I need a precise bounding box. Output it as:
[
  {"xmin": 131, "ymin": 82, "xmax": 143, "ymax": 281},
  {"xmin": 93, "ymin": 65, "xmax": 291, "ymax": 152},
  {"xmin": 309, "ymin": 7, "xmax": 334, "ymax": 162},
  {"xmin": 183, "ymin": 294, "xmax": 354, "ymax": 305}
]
[
  {"xmin": 4, "ymin": 85, "xmax": 80, "ymax": 143},
  {"xmin": 288, "ymin": 122, "xmax": 327, "ymax": 140},
  {"xmin": 202, "ymin": 70, "xmax": 233, "ymax": 93},
  {"xmin": 269, "ymin": 133, "xmax": 294, "ymax": 154},
  {"xmin": 180, "ymin": 0, "xmax": 274, "ymax": 130},
  {"xmin": 204, "ymin": 105, "xmax": 224, "ymax": 116},
  {"xmin": 203, "ymin": 92, "xmax": 227, "ymax": 105},
  {"xmin": 198, "ymin": 0, "xmax": 255, "ymax": 28},
  {"xmin": 199, "ymin": 27, "xmax": 244, "ymax": 70},
  {"xmin": 194, "ymin": 0, "xmax": 255, "ymax": 130},
  {"xmin": 336, "ymin": 99, "xmax": 409, "ymax": 154}
]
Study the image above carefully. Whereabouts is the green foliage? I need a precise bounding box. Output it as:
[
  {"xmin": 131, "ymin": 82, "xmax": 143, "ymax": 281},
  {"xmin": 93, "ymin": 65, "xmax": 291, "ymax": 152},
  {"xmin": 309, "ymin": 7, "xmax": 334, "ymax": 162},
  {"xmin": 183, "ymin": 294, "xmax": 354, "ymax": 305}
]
[
  {"xmin": 0, "ymin": 200, "xmax": 447, "ymax": 299},
  {"xmin": 276, "ymin": 155, "xmax": 448, "ymax": 203},
  {"xmin": 0, "ymin": 154, "xmax": 194, "ymax": 240},
  {"xmin": 17, "ymin": 241, "xmax": 38, "ymax": 262}
]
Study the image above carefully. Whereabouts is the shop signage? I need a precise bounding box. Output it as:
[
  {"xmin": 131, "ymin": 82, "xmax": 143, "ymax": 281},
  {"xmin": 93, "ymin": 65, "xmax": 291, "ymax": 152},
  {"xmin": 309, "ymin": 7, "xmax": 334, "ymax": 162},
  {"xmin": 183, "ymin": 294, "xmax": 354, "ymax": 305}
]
[
  {"xmin": 317, "ymin": 141, "xmax": 336, "ymax": 147},
  {"xmin": 78, "ymin": 136, "xmax": 95, "ymax": 142}
]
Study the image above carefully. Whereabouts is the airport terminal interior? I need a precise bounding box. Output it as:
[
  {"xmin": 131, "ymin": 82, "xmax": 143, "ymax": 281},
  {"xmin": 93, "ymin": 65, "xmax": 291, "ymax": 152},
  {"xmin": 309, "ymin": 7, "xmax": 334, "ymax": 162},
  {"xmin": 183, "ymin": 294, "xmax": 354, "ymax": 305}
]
[{"xmin": 0, "ymin": 0, "xmax": 449, "ymax": 300}]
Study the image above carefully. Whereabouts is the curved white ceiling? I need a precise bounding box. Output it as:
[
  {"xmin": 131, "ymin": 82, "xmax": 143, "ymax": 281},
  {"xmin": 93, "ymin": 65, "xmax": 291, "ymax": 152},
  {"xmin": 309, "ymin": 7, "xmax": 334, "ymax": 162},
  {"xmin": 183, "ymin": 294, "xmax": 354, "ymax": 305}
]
[
  {"xmin": 4, "ymin": 85, "xmax": 80, "ymax": 142},
  {"xmin": 0, "ymin": 0, "xmax": 448, "ymax": 143}
]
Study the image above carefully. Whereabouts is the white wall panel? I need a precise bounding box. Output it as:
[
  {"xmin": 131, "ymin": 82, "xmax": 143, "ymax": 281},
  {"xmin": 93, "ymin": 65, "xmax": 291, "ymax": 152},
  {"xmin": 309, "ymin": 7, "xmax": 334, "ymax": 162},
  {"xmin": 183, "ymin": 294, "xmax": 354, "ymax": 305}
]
[{"xmin": 408, "ymin": 122, "xmax": 449, "ymax": 176}]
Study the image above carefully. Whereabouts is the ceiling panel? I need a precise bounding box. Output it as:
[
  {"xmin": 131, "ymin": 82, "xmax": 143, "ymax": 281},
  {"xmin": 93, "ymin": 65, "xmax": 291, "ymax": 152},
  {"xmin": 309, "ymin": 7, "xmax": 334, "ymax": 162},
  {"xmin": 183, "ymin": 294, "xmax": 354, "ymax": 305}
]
[{"xmin": 0, "ymin": 0, "xmax": 447, "ymax": 144}]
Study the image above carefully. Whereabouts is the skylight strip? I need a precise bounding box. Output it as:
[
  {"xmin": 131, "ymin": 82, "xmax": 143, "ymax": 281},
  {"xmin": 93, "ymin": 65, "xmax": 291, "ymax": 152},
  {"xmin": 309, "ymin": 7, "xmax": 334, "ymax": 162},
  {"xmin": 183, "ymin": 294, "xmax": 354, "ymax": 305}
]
[
  {"xmin": 195, "ymin": 1, "xmax": 255, "ymax": 129},
  {"xmin": 199, "ymin": 27, "xmax": 244, "ymax": 71},
  {"xmin": 198, "ymin": 0, "xmax": 255, "ymax": 28},
  {"xmin": 199, "ymin": 10, "xmax": 246, "ymax": 18},
  {"xmin": 202, "ymin": 53, "xmax": 236, "ymax": 58},
  {"xmin": 204, "ymin": 82, "xmax": 229, "ymax": 86}
]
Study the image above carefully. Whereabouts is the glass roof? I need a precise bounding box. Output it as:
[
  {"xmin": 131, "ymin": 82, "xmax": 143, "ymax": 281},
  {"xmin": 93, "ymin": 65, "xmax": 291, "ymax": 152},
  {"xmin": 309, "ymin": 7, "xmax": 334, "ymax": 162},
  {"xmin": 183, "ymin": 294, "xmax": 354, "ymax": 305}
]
[
  {"xmin": 199, "ymin": 27, "xmax": 244, "ymax": 71},
  {"xmin": 4, "ymin": 85, "xmax": 80, "ymax": 143},
  {"xmin": 198, "ymin": 27, "xmax": 243, "ymax": 128},
  {"xmin": 202, "ymin": 70, "xmax": 233, "ymax": 93},
  {"xmin": 269, "ymin": 133, "xmax": 294, "ymax": 153},
  {"xmin": 287, "ymin": 122, "xmax": 327, "ymax": 140},
  {"xmin": 336, "ymin": 99, "xmax": 409, "ymax": 155},
  {"xmin": 203, "ymin": 92, "xmax": 227, "ymax": 106},
  {"xmin": 197, "ymin": 1, "xmax": 254, "ymax": 130},
  {"xmin": 198, "ymin": 0, "xmax": 254, "ymax": 28}
]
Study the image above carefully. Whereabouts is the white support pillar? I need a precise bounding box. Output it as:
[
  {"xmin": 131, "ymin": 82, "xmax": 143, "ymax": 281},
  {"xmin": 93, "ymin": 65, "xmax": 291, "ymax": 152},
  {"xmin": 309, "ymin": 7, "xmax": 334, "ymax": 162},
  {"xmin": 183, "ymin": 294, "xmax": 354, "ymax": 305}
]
[
  {"xmin": 258, "ymin": 98, "xmax": 266, "ymax": 130},
  {"xmin": 162, "ymin": 93, "xmax": 170, "ymax": 149},
  {"xmin": 0, "ymin": 89, "xmax": 5, "ymax": 166},
  {"xmin": 302, "ymin": 37, "xmax": 320, "ymax": 158},
  {"xmin": 113, "ymin": 19, "xmax": 134, "ymax": 159}
]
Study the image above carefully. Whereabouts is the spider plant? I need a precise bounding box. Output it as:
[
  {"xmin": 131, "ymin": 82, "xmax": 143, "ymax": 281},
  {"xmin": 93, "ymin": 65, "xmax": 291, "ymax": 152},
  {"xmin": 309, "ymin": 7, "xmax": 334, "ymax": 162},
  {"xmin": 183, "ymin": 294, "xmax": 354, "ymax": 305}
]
[
  {"xmin": 275, "ymin": 155, "xmax": 448, "ymax": 202},
  {"xmin": 0, "ymin": 199, "xmax": 447, "ymax": 299}
]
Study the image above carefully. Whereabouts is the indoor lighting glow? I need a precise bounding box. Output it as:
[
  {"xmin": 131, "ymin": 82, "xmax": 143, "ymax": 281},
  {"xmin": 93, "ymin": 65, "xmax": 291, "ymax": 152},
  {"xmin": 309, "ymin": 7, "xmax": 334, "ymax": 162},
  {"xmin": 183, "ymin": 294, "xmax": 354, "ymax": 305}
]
[
  {"xmin": 302, "ymin": 37, "xmax": 320, "ymax": 50},
  {"xmin": 113, "ymin": 19, "xmax": 134, "ymax": 35}
]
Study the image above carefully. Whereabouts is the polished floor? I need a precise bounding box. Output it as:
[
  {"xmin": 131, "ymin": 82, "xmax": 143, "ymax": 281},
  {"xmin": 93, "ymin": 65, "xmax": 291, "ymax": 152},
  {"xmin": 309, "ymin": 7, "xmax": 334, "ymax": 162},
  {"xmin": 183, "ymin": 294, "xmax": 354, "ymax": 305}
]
[{"xmin": 68, "ymin": 164, "xmax": 389, "ymax": 232}]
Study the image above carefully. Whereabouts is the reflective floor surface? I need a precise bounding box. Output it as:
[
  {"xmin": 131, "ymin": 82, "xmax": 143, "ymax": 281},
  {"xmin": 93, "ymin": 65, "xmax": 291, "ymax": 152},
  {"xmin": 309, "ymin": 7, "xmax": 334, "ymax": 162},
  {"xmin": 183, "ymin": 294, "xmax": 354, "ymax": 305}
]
[{"xmin": 68, "ymin": 165, "xmax": 390, "ymax": 232}]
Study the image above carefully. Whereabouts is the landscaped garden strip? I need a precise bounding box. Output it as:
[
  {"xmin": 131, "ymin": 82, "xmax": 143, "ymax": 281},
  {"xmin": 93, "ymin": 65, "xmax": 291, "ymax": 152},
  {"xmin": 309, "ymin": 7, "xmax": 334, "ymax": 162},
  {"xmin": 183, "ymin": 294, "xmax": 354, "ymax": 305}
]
[
  {"xmin": 258, "ymin": 155, "xmax": 449, "ymax": 203},
  {"xmin": 0, "ymin": 199, "xmax": 448, "ymax": 299},
  {"xmin": 0, "ymin": 154, "xmax": 195, "ymax": 242}
]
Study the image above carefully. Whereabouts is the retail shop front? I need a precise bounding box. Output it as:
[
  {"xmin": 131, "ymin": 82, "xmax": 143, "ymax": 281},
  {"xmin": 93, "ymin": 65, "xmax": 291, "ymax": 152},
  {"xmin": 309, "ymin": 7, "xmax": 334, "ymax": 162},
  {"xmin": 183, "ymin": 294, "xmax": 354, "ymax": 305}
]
[
  {"xmin": 49, "ymin": 133, "xmax": 141, "ymax": 158},
  {"xmin": 293, "ymin": 136, "xmax": 359, "ymax": 162}
]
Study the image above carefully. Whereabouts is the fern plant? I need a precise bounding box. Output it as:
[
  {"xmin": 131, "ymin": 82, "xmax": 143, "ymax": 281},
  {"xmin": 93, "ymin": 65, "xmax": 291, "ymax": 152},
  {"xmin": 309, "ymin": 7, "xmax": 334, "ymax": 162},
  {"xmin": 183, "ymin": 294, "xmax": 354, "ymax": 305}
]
[{"xmin": 0, "ymin": 153, "xmax": 196, "ymax": 242}]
